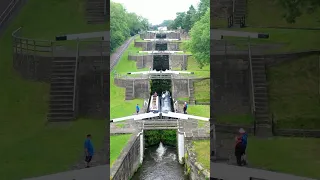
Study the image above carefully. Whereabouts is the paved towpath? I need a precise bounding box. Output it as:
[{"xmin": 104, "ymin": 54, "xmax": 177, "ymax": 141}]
[
  {"xmin": 24, "ymin": 165, "xmax": 109, "ymax": 180},
  {"xmin": 211, "ymin": 162, "xmax": 317, "ymax": 180},
  {"xmin": 110, "ymin": 36, "xmax": 135, "ymax": 70}
]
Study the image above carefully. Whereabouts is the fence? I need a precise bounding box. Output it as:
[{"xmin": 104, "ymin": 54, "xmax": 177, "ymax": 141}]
[
  {"xmin": 0, "ymin": 0, "xmax": 24, "ymax": 29},
  {"xmin": 12, "ymin": 27, "xmax": 109, "ymax": 57}
]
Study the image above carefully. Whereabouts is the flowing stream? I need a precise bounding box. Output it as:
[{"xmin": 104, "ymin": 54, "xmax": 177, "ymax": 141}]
[{"xmin": 131, "ymin": 142, "xmax": 187, "ymax": 180}]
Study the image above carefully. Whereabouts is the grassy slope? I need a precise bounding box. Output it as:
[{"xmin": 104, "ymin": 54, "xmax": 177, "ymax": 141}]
[
  {"xmin": 211, "ymin": 0, "xmax": 320, "ymax": 52},
  {"xmin": 193, "ymin": 140, "xmax": 210, "ymax": 170},
  {"xmin": 268, "ymin": 55, "xmax": 320, "ymax": 129},
  {"xmin": 0, "ymin": 0, "xmax": 107, "ymax": 179},
  {"xmin": 110, "ymin": 134, "xmax": 132, "ymax": 167},
  {"xmin": 248, "ymin": 137, "xmax": 320, "ymax": 179}
]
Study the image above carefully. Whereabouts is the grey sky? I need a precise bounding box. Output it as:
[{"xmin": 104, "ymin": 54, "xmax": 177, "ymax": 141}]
[{"xmin": 111, "ymin": 0, "xmax": 200, "ymax": 25}]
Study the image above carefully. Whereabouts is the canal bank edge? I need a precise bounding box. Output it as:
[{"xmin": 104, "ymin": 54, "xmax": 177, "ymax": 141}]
[
  {"xmin": 110, "ymin": 133, "xmax": 141, "ymax": 180},
  {"xmin": 185, "ymin": 139, "xmax": 210, "ymax": 180}
]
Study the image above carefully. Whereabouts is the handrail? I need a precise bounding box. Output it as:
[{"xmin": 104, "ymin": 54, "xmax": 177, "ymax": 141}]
[
  {"xmin": 248, "ymin": 37, "xmax": 256, "ymax": 113},
  {"xmin": 73, "ymin": 39, "xmax": 80, "ymax": 112},
  {"xmin": 0, "ymin": 0, "xmax": 21, "ymax": 27}
]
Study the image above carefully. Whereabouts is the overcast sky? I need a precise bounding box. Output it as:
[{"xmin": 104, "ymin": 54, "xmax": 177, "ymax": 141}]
[{"xmin": 112, "ymin": 0, "xmax": 200, "ymax": 25}]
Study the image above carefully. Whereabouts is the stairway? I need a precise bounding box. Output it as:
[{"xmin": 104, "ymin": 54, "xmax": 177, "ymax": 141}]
[
  {"xmin": 86, "ymin": 0, "xmax": 106, "ymax": 24},
  {"xmin": 229, "ymin": 0, "xmax": 247, "ymax": 28},
  {"xmin": 251, "ymin": 57, "xmax": 272, "ymax": 137},
  {"xmin": 48, "ymin": 57, "xmax": 77, "ymax": 121},
  {"xmin": 125, "ymin": 83, "xmax": 134, "ymax": 100}
]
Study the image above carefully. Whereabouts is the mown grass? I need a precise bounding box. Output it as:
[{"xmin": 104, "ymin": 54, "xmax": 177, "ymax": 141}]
[
  {"xmin": 193, "ymin": 140, "xmax": 210, "ymax": 170},
  {"xmin": 211, "ymin": 0, "xmax": 320, "ymax": 52},
  {"xmin": 0, "ymin": 0, "xmax": 107, "ymax": 179},
  {"xmin": 248, "ymin": 136, "xmax": 320, "ymax": 179},
  {"xmin": 268, "ymin": 55, "xmax": 320, "ymax": 129},
  {"xmin": 187, "ymin": 105, "xmax": 210, "ymax": 128},
  {"xmin": 216, "ymin": 114, "xmax": 254, "ymax": 125},
  {"xmin": 110, "ymin": 134, "xmax": 132, "ymax": 167}
]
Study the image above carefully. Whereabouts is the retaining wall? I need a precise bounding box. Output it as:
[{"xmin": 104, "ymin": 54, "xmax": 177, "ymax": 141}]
[
  {"xmin": 185, "ymin": 139, "xmax": 210, "ymax": 180},
  {"xmin": 129, "ymin": 54, "xmax": 190, "ymax": 69},
  {"xmin": 110, "ymin": 133, "xmax": 141, "ymax": 180},
  {"xmin": 134, "ymin": 41, "xmax": 181, "ymax": 51}
]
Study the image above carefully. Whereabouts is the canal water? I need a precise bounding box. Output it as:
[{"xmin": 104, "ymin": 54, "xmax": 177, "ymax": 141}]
[{"xmin": 131, "ymin": 142, "xmax": 187, "ymax": 180}]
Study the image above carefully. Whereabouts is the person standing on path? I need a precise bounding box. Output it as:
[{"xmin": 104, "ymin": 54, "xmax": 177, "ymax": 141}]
[
  {"xmin": 234, "ymin": 128, "xmax": 248, "ymax": 166},
  {"xmin": 183, "ymin": 102, "xmax": 188, "ymax": 114},
  {"xmin": 136, "ymin": 104, "xmax": 140, "ymax": 114},
  {"xmin": 84, "ymin": 134, "xmax": 94, "ymax": 168},
  {"xmin": 239, "ymin": 128, "xmax": 248, "ymax": 165}
]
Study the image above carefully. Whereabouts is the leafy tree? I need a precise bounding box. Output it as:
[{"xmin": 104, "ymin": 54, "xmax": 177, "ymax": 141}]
[
  {"xmin": 183, "ymin": 5, "xmax": 197, "ymax": 31},
  {"xmin": 184, "ymin": 8, "xmax": 210, "ymax": 68},
  {"xmin": 276, "ymin": 0, "xmax": 320, "ymax": 23},
  {"xmin": 110, "ymin": 1, "xmax": 149, "ymax": 51}
]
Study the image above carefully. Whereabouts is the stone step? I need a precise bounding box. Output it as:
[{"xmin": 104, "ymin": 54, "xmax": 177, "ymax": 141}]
[
  {"xmin": 51, "ymin": 73, "xmax": 75, "ymax": 77},
  {"xmin": 50, "ymin": 103, "xmax": 73, "ymax": 108},
  {"xmin": 48, "ymin": 116, "xmax": 75, "ymax": 122}
]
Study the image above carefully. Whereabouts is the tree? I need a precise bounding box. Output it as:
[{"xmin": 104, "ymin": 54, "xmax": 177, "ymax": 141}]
[
  {"xmin": 110, "ymin": 2, "xmax": 130, "ymax": 51},
  {"xmin": 277, "ymin": 0, "xmax": 320, "ymax": 23},
  {"xmin": 110, "ymin": 1, "xmax": 149, "ymax": 51},
  {"xmin": 185, "ymin": 8, "xmax": 210, "ymax": 68},
  {"xmin": 182, "ymin": 5, "xmax": 197, "ymax": 32}
]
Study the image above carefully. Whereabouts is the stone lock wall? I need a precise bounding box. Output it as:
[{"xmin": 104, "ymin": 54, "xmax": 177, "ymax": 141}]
[
  {"xmin": 185, "ymin": 140, "xmax": 210, "ymax": 180},
  {"xmin": 170, "ymin": 54, "xmax": 189, "ymax": 69},
  {"xmin": 111, "ymin": 134, "xmax": 141, "ymax": 180},
  {"xmin": 172, "ymin": 79, "xmax": 189, "ymax": 99},
  {"xmin": 134, "ymin": 79, "xmax": 150, "ymax": 99}
]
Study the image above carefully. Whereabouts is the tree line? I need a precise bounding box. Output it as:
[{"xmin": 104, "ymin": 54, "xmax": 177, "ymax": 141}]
[
  {"xmin": 110, "ymin": 1, "xmax": 150, "ymax": 52},
  {"xmin": 158, "ymin": 0, "xmax": 209, "ymax": 68}
]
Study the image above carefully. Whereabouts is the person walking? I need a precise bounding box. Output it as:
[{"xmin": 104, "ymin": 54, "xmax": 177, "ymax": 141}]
[
  {"xmin": 136, "ymin": 104, "xmax": 140, "ymax": 114},
  {"xmin": 84, "ymin": 134, "xmax": 94, "ymax": 168},
  {"xmin": 234, "ymin": 128, "xmax": 248, "ymax": 166}
]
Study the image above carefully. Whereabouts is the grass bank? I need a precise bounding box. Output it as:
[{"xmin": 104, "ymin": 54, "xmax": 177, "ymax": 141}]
[
  {"xmin": 0, "ymin": 0, "xmax": 107, "ymax": 179},
  {"xmin": 110, "ymin": 134, "xmax": 132, "ymax": 167},
  {"xmin": 193, "ymin": 140, "xmax": 210, "ymax": 170},
  {"xmin": 268, "ymin": 55, "xmax": 320, "ymax": 129},
  {"xmin": 248, "ymin": 136, "xmax": 320, "ymax": 179}
]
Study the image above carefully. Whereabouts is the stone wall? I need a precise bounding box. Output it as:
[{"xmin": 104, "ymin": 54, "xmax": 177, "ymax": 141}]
[
  {"xmin": 172, "ymin": 79, "xmax": 189, "ymax": 99},
  {"xmin": 110, "ymin": 133, "xmax": 141, "ymax": 180},
  {"xmin": 211, "ymin": 60, "xmax": 251, "ymax": 114},
  {"xmin": 78, "ymin": 71, "xmax": 109, "ymax": 119},
  {"xmin": 185, "ymin": 140, "xmax": 210, "ymax": 180},
  {"xmin": 134, "ymin": 41, "xmax": 181, "ymax": 51},
  {"xmin": 128, "ymin": 54, "xmax": 189, "ymax": 69},
  {"xmin": 13, "ymin": 54, "xmax": 52, "ymax": 82},
  {"xmin": 136, "ymin": 55, "xmax": 153, "ymax": 69},
  {"xmin": 114, "ymin": 78, "xmax": 150, "ymax": 99},
  {"xmin": 134, "ymin": 80, "xmax": 150, "ymax": 99}
]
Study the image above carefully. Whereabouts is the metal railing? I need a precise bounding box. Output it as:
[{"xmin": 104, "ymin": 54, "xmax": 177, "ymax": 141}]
[
  {"xmin": 248, "ymin": 37, "xmax": 256, "ymax": 119},
  {"xmin": 0, "ymin": 0, "xmax": 22, "ymax": 28},
  {"xmin": 73, "ymin": 40, "xmax": 80, "ymax": 112}
]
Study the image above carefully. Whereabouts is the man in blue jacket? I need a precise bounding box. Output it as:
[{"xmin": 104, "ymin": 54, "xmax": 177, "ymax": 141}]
[
  {"xmin": 84, "ymin": 134, "xmax": 94, "ymax": 168},
  {"xmin": 136, "ymin": 104, "xmax": 140, "ymax": 114}
]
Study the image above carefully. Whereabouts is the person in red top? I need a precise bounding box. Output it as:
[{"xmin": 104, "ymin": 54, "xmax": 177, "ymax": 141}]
[{"xmin": 234, "ymin": 134, "xmax": 243, "ymax": 166}]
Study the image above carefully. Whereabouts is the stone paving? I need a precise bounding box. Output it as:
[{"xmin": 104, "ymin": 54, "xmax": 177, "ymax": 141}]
[
  {"xmin": 23, "ymin": 165, "xmax": 109, "ymax": 180},
  {"xmin": 210, "ymin": 162, "xmax": 317, "ymax": 180}
]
